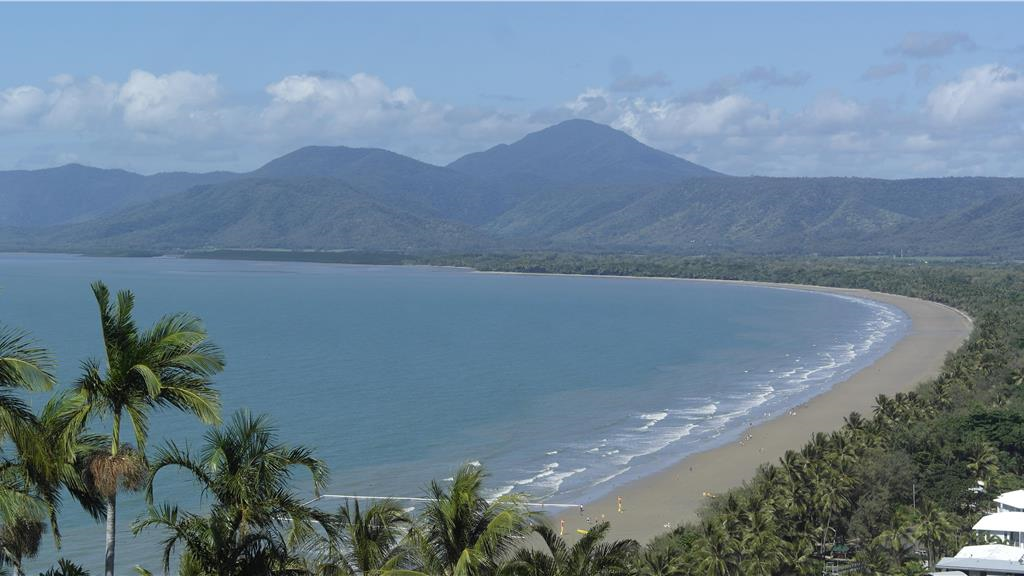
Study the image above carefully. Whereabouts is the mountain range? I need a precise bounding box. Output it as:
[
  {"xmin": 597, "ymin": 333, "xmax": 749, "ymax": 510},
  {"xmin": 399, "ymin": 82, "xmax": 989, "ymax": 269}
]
[{"xmin": 1, "ymin": 119, "xmax": 1022, "ymax": 257}]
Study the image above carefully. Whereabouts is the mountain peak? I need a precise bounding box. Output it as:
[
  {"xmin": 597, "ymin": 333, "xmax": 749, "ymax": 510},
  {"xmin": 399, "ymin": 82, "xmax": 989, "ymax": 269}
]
[
  {"xmin": 254, "ymin": 145, "xmax": 380, "ymax": 176},
  {"xmin": 448, "ymin": 120, "xmax": 722, "ymax": 183}
]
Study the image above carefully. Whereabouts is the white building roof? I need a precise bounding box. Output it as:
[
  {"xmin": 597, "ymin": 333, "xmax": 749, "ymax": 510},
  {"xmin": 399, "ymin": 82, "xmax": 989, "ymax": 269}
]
[
  {"xmin": 955, "ymin": 544, "xmax": 1024, "ymax": 562},
  {"xmin": 937, "ymin": 556, "xmax": 1024, "ymax": 574},
  {"xmin": 973, "ymin": 512, "xmax": 1024, "ymax": 532},
  {"xmin": 997, "ymin": 490, "xmax": 1024, "ymax": 510}
]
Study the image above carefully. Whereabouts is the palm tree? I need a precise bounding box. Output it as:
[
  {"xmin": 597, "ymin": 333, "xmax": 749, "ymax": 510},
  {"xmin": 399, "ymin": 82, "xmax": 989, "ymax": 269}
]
[
  {"xmin": 0, "ymin": 516, "xmax": 43, "ymax": 576},
  {"xmin": 872, "ymin": 394, "xmax": 897, "ymax": 427},
  {"xmin": 134, "ymin": 503, "xmax": 295, "ymax": 576},
  {"xmin": 504, "ymin": 521, "xmax": 638, "ymax": 576},
  {"xmin": 686, "ymin": 519, "xmax": 739, "ymax": 576},
  {"xmin": 404, "ymin": 464, "xmax": 534, "ymax": 576},
  {"xmin": 0, "ymin": 324, "xmax": 53, "ymax": 426},
  {"xmin": 0, "ymin": 323, "xmax": 64, "ymax": 575},
  {"xmin": 10, "ymin": 392, "xmax": 108, "ymax": 547},
  {"xmin": 628, "ymin": 548, "xmax": 684, "ymax": 576},
  {"xmin": 37, "ymin": 559, "xmax": 91, "ymax": 576},
  {"xmin": 964, "ymin": 441, "xmax": 999, "ymax": 488},
  {"xmin": 872, "ymin": 507, "xmax": 917, "ymax": 569},
  {"xmin": 136, "ymin": 410, "xmax": 332, "ymax": 574},
  {"xmin": 312, "ymin": 499, "xmax": 411, "ymax": 575},
  {"xmin": 739, "ymin": 507, "xmax": 783, "ymax": 576},
  {"xmin": 0, "ymin": 394, "xmax": 107, "ymax": 576},
  {"xmin": 913, "ymin": 502, "xmax": 953, "ymax": 569},
  {"xmin": 65, "ymin": 281, "xmax": 224, "ymax": 576},
  {"xmin": 812, "ymin": 469, "xmax": 851, "ymax": 555},
  {"xmin": 0, "ymin": 323, "xmax": 55, "ymax": 514},
  {"xmin": 778, "ymin": 534, "xmax": 817, "ymax": 576}
]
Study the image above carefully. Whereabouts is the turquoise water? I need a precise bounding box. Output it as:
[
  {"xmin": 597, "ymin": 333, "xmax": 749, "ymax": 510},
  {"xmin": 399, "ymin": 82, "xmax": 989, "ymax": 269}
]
[{"xmin": 0, "ymin": 254, "xmax": 907, "ymax": 571}]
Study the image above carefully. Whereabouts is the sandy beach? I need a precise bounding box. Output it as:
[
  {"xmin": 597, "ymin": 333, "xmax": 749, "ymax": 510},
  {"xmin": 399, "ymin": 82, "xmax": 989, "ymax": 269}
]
[{"xmin": 534, "ymin": 278, "xmax": 975, "ymax": 544}]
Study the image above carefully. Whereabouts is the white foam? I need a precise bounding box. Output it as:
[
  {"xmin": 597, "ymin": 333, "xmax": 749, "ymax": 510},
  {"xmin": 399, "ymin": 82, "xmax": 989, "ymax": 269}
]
[
  {"xmin": 593, "ymin": 466, "xmax": 632, "ymax": 486},
  {"xmin": 535, "ymin": 467, "xmax": 586, "ymax": 493},
  {"xmin": 678, "ymin": 402, "xmax": 718, "ymax": 418},
  {"xmin": 638, "ymin": 411, "xmax": 669, "ymax": 431},
  {"xmin": 512, "ymin": 463, "xmax": 560, "ymax": 487},
  {"xmin": 519, "ymin": 294, "xmax": 906, "ymax": 503},
  {"xmin": 489, "ymin": 485, "xmax": 514, "ymax": 499},
  {"xmin": 623, "ymin": 423, "xmax": 698, "ymax": 465}
]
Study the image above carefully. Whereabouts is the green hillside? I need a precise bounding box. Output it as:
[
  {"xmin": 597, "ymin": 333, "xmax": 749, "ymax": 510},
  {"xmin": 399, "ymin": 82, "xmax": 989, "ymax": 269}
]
[{"xmin": 36, "ymin": 178, "xmax": 495, "ymax": 253}]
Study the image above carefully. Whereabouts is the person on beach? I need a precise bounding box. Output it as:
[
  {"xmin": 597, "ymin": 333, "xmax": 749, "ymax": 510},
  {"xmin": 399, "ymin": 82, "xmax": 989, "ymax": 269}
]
[
  {"xmin": 617, "ymin": 495, "xmax": 623, "ymax": 513},
  {"xmin": 560, "ymin": 519, "xmax": 565, "ymax": 536}
]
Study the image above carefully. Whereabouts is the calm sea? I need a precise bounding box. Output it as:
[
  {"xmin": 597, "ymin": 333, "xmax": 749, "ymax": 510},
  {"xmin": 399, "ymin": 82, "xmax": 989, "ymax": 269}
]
[{"xmin": 0, "ymin": 254, "xmax": 906, "ymax": 571}]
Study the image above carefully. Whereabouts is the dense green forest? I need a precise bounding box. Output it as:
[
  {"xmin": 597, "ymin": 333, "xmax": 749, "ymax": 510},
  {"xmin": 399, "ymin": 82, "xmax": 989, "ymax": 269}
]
[{"xmin": 3, "ymin": 256, "xmax": 1024, "ymax": 575}]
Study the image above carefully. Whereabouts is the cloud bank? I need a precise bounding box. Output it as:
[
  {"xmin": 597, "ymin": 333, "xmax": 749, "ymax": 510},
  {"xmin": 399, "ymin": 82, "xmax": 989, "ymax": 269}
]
[{"xmin": 1, "ymin": 61, "xmax": 1023, "ymax": 178}]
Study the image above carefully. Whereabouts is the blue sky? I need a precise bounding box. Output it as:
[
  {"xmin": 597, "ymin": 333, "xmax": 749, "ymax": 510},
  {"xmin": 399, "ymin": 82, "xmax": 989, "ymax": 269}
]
[{"xmin": 1, "ymin": 2, "xmax": 1023, "ymax": 177}]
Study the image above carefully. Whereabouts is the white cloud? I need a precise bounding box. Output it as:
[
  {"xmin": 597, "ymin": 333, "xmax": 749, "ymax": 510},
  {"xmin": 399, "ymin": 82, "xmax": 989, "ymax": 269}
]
[
  {"xmin": 563, "ymin": 88, "xmax": 612, "ymax": 118},
  {"xmin": 926, "ymin": 64, "xmax": 1024, "ymax": 124},
  {"xmin": 0, "ymin": 85, "xmax": 47, "ymax": 129},
  {"xmin": 117, "ymin": 70, "xmax": 223, "ymax": 135},
  {"xmin": 640, "ymin": 94, "xmax": 762, "ymax": 137},
  {"xmin": 1, "ymin": 64, "xmax": 1024, "ymax": 177},
  {"xmin": 42, "ymin": 76, "xmax": 118, "ymax": 130},
  {"xmin": 262, "ymin": 73, "xmax": 443, "ymax": 140}
]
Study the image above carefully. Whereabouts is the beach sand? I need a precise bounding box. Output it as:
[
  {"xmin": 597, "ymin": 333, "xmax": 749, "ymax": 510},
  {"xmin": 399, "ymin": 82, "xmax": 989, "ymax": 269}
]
[{"xmin": 540, "ymin": 279, "xmax": 974, "ymax": 544}]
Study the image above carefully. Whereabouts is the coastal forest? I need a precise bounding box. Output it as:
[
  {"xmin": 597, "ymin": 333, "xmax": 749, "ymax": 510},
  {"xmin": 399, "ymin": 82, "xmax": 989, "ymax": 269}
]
[{"xmin": 2, "ymin": 256, "xmax": 1022, "ymax": 575}]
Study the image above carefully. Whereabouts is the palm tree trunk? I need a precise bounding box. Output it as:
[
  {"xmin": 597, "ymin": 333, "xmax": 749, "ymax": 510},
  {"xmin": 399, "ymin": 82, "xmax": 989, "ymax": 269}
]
[
  {"xmin": 106, "ymin": 410, "xmax": 120, "ymax": 576},
  {"xmin": 105, "ymin": 494, "xmax": 116, "ymax": 576},
  {"xmin": 821, "ymin": 510, "xmax": 832, "ymax": 555}
]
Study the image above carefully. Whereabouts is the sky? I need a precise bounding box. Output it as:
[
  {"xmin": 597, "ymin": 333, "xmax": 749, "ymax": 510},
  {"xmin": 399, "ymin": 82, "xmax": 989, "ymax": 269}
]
[{"xmin": 1, "ymin": 2, "xmax": 1023, "ymax": 178}]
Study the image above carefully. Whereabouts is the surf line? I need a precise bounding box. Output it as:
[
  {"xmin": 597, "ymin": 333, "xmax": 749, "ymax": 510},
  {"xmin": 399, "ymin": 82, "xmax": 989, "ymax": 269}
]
[{"xmin": 306, "ymin": 494, "xmax": 585, "ymax": 509}]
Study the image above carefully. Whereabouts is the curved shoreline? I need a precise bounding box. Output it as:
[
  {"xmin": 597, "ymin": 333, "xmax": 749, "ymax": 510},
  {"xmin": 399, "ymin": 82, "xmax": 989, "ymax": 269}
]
[{"xmin": 477, "ymin": 275, "xmax": 975, "ymax": 543}]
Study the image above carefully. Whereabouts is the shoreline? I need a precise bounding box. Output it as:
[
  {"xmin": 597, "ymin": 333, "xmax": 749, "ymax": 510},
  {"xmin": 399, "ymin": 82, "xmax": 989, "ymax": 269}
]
[
  {"xmin": 5, "ymin": 254, "xmax": 975, "ymax": 545},
  {"xmin": 473, "ymin": 274, "xmax": 975, "ymax": 543}
]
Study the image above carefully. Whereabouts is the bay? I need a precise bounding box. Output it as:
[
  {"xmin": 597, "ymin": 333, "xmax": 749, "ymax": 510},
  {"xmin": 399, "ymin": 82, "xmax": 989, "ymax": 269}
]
[{"xmin": 0, "ymin": 254, "xmax": 906, "ymax": 571}]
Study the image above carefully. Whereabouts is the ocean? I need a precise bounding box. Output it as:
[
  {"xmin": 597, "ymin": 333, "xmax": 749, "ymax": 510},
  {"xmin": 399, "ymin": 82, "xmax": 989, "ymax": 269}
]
[{"xmin": 0, "ymin": 254, "xmax": 907, "ymax": 571}]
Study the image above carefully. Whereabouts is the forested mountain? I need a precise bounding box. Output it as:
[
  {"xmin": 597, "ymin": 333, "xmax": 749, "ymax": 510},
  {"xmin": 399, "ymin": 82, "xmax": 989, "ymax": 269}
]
[
  {"xmin": 448, "ymin": 118, "xmax": 722, "ymax": 184},
  {"xmin": 505, "ymin": 176, "xmax": 1023, "ymax": 256},
  {"xmin": 251, "ymin": 146, "xmax": 511, "ymax": 224},
  {"xmin": 1, "ymin": 120, "xmax": 1022, "ymax": 257},
  {"xmin": 0, "ymin": 164, "xmax": 237, "ymax": 227},
  {"xmin": 35, "ymin": 178, "xmax": 493, "ymax": 253}
]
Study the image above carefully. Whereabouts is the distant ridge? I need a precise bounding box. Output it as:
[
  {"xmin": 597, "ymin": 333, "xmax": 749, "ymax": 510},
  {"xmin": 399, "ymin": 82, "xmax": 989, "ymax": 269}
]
[
  {"xmin": 251, "ymin": 145, "xmax": 505, "ymax": 224},
  {"xmin": 0, "ymin": 164, "xmax": 236, "ymax": 227},
  {"xmin": 1, "ymin": 119, "xmax": 1022, "ymax": 257},
  {"xmin": 38, "ymin": 178, "xmax": 495, "ymax": 253}
]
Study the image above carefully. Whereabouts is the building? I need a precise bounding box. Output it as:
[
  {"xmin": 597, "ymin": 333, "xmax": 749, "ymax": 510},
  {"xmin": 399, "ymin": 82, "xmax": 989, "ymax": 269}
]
[
  {"xmin": 996, "ymin": 491, "xmax": 1024, "ymax": 513},
  {"xmin": 935, "ymin": 491, "xmax": 1024, "ymax": 575},
  {"xmin": 933, "ymin": 544, "xmax": 1024, "ymax": 575}
]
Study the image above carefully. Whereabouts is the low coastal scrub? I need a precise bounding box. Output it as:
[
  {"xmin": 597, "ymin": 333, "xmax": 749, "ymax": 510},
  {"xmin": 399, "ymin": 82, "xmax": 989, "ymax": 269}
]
[{"xmin": 2, "ymin": 256, "xmax": 1023, "ymax": 575}]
